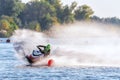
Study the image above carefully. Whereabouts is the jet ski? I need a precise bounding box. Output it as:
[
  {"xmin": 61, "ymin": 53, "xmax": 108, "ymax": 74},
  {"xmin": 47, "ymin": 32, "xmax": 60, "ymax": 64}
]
[
  {"xmin": 13, "ymin": 43, "xmax": 54, "ymax": 66},
  {"xmin": 25, "ymin": 50, "xmax": 54, "ymax": 67},
  {"xmin": 25, "ymin": 50, "xmax": 44, "ymax": 65}
]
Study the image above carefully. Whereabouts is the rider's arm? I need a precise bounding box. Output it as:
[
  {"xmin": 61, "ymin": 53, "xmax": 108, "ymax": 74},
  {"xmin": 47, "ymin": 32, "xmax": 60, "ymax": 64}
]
[
  {"xmin": 37, "ymin": 45, "xmax": 45, "ymax": 48},
  {"xmin": 37, "ymin": 45, "xmax": 45, "ymax": 49},
  {"xmin": 37, "ymin": 45, "xmax": 45, "ymax": 53}
]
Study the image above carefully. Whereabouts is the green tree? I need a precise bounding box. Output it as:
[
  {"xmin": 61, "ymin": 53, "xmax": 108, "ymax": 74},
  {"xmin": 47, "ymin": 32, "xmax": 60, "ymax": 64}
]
[
  {"xmin": 56, "ymin": 1, "xmax": 77, "ymax": 24},
  {"xmin": 91, "ymin": 16, "xmax": 101, "ymax": 22},
  {"xmin": 91, "ymin": 16, "xmax": 120, "ymax": 26},
  {"xmin": 35, "ymin": 23, "xmax": 41, "ymax": 32},
  {"xmin": 45, "ymin": 0, "xmax": 61, "ymax": 24},
  {"xmin": 0, "ymin": 15, "xmax": 18, "ymax": 37},
  {"xmin": 0, "ymin": 20, "xmax": 10, "ymax": 31},
  {"xmin": 25, "ymin": 21, "xmax": 41, "ymax": 31},
  {"xmin": 20, "ymin": 0, "xmax": 56, "ymax": 30},
  {"xmin": 74, "ymin": 5, "xmax": 94, "ymax": 21},
  {"xmin": 40, "ymin": 13, "xmax": 53, "ymax": 30},
  {"xmin": 0, "ymin": 0, "xmax": 25, "ymax": 17}
]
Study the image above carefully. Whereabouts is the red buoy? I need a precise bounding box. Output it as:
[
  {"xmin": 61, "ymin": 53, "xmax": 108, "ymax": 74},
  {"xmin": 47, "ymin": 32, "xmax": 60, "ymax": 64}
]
[{"xmin": 47, "ymin": 59, "xmax": 54, "ymax": 67}]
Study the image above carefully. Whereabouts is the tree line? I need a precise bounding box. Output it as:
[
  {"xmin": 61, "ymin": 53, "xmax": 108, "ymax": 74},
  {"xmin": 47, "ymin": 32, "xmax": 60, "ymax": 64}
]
[
  {"xmin": 0, "ymin": 0, "xmax": 119, "ymax": 37},
  {"xmin": 91, "ymin": 16, "xmax": 120, "ymax": 26}
]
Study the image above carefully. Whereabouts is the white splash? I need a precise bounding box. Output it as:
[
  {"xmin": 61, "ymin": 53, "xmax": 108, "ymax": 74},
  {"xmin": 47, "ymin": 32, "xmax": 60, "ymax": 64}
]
[{"xmin": 11, "ymin": 22, "xmax": 120, "ymax": 67}]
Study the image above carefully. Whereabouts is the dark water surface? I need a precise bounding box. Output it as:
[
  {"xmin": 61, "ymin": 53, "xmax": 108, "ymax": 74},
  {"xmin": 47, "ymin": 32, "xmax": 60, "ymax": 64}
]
[{"xmin": 0, "ymin": 43, "xmax": 120, "ymax": 80}]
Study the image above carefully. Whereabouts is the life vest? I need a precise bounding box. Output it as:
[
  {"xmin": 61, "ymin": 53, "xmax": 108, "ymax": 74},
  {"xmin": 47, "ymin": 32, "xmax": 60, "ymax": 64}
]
[{"xmin": 31, "ymin": 50, "xmax": 44, "ymax": 58}]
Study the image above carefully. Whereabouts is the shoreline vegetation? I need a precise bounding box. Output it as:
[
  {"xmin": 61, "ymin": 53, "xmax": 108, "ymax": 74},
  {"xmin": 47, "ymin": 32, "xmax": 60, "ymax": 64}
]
[{"xmin": 0, "ymin": 0, "xmax": 120, "ymax": 37}]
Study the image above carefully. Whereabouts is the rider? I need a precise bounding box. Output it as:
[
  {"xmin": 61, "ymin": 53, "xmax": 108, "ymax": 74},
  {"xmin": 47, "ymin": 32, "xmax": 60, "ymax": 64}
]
[
  {"xmin": 26, "ymin": 44, "xmax": 51, "ymax": 64},
  {"xmin": 37, "ymin": 44, "xmax": 51, "ymax": 57}
]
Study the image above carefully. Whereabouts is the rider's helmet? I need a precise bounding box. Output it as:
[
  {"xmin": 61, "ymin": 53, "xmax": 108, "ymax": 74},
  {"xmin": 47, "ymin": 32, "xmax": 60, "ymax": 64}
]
[{"xmin": 44, "ymin": 44, "xmax": 51, "ymax": 52}]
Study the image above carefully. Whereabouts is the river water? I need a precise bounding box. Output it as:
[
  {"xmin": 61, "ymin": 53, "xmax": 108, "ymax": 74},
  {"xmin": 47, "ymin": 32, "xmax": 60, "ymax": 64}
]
[{"xmin": 1, "ymin": 43, "xmax": 120, "ymax": 80}]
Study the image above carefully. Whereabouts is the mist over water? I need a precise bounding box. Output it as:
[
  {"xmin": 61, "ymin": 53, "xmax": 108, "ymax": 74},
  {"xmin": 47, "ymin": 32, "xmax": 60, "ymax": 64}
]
[{"xmin": 11, "ymin": 22, "xmax": 120, "ymax": 67}]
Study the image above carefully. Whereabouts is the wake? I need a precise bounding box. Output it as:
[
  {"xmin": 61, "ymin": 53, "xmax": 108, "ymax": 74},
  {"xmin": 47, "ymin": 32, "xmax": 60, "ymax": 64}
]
[{"xmin": 11, "ymin": 22, "xmax": 120, "ymax": 67}]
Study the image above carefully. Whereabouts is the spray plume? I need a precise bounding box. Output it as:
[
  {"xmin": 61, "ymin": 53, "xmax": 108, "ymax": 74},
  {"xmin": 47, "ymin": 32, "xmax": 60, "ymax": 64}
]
[{"xmin": 11, "ymin": 22, "xmax": 120, "ymax": 67}]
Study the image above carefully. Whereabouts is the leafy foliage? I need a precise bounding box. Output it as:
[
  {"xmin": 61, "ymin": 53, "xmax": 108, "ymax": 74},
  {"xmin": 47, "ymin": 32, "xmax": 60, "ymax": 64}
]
[
  {"xmin": 91, "ymin": 16, "xmax": 120, "ymax": 26},
  {"xmin": 0, "ymin": 15, "xmax": 18, "ymax": 37},
  {"xmin": 0, "ymin": 0, "xmax": 120, "ymax": 37},
  {"xmin": 74, "ymin": 5, "xmax": 94, "ymax": 21},
  {"xmin": 0, "ymin": 0, "xmax": 25, "ymax": 17}
]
